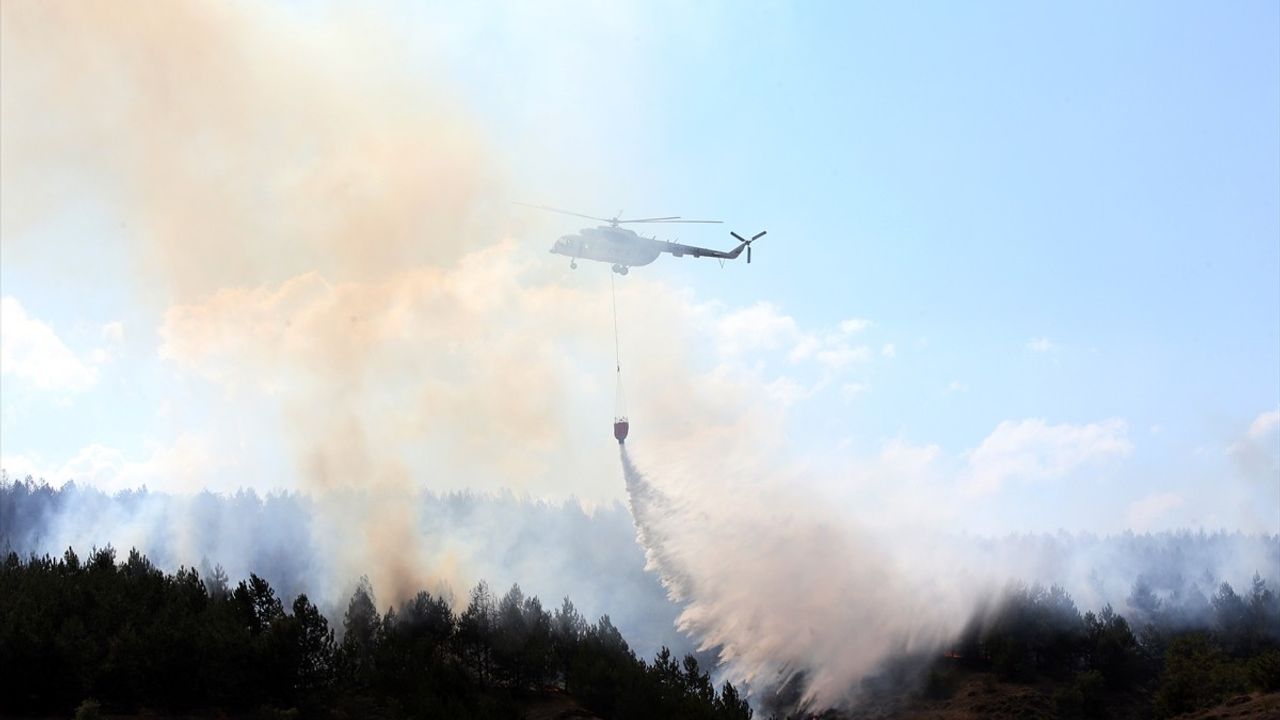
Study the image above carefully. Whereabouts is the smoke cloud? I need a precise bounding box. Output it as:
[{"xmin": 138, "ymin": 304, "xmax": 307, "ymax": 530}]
[
  {"xmin": 0, "ymin": 478, "xmax": 695, "ymax": 661},
  {"xmin": 2, "ymin": 0, "xmax": 584, "ymax": 603},
  {"xmin": 620, "ymin": 446, "xmax": 1278, "ymax": 710},
  {"xmin": 2, "ymin": 0, "xmax": 783, "ymax": 608},
  {"xmin": 4, "ymin": 3, "xmax": 1277, "ymax": 714},
  {"xmin": 621, "ymin": 446, "xmax": 982, "ymax": 707},
  {"xmin": 0, "ymin": 0, "xmax": 497, "ymax": 297}
]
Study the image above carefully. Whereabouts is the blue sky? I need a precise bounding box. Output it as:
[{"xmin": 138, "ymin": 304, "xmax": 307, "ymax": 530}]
[
  {"xmin": 457, "ymin": 1, "xmax": 1280, "ymax": 518},
  {"xmin": 1, "ymin": 1, "xmax": 1277, "ymax": 533},
  {"xmin": 439, "ymin": 0, "xmax": 1280, "ymax": 425}
]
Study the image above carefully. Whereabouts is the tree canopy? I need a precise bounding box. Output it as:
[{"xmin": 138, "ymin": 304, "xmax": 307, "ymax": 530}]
[{"xmin": 0, "ymin": 547, "xmax": 751, "ymax": 720}]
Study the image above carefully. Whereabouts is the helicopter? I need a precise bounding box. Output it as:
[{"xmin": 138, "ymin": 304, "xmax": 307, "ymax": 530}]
[{"xmin": 518, "ymin": 203, "xmax": 766, "ymax": 274}]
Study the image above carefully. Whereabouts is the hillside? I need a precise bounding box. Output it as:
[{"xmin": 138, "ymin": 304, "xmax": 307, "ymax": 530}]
[
  {"xmin": 845, "ymin": 671, "xmax": 1280, "ymax": 720},
  {"xmin": 0, "ymin": 548, "xmax": 749, "ymax": 720}
]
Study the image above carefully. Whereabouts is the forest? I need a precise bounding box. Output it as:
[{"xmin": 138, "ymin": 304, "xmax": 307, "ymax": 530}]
[
  {"xmin": 0, "ymin": 472, "xmax": 690, "ymax": 661},
  {"xmin": 3, "ymin": 478, "xmax": 1279, "ymax": 719},
  {"xmin": 0, "ymin": 546, "xmax": 751, "ymax": 719},
  {"xmin": 755, "ymin": 577, "xmax": 1280, "ymax": 719},
  {"xmin": 4, "ymin": 545, "xmax": 1278, "ymax": 719},
  {"xmin": 943, "ymin": 577, "xmax": 1280, "ymax": 718}
]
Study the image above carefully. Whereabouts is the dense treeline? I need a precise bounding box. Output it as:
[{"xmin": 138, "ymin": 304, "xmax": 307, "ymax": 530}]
[
  {"xmin": 942, "ymin": 578, "xmax": 1280, "ymax": 718},
  {"xmin": 0, "ymin": 475, "xmax": 689, "ymax": 660},
  {"xmin": 0, "ymin": 547, "xmax": 751, "ymax": 719},
  {"xmin": 6, "ymin": 478, "xmax": 1280, "ymax": 719}
]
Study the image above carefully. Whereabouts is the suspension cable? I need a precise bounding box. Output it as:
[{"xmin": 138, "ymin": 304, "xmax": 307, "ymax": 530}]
[
  {"xmin": 610, "ymin": 271, "xmax": 625, "ymax": 418},
  {"xmin": 610, "ymin": 271, "xmax": 621, "ymax": 374}
]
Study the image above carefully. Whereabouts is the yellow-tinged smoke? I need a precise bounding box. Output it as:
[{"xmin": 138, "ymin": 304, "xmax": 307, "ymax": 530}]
[
  {"xmin": 2, "ymin": 0, "xmax": 749, "ymax": 604},
  {"xmin": 1, "ymin": 0, "xmax": 498, "ymax": 298},
  {"xmin": 1, "ymin": 0, "xmax": 513, "ymax": 602}
]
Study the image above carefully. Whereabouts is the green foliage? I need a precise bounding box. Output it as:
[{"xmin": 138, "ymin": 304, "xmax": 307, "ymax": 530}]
[
  {"xmin": 718, "ymin": 681, "xmax": 753, "ymax": 720},
  {"xmin": 1246, "ymin": 648, "xmax": 1280, "ymax": 691},
  {"xmin": 340, "ymin": 576, "xmax": 380, "ymax": 686},
  {"xmin": 954, "ymin": 576, "xmax": 1280, "ymax": 720},
  {"xmin": 73, "ymin": 698, "xmax": 101, "ymax": 720},
  {"xmin": 921, "ymin": 665, "xmax": 960, "ymax": 700},
  {"xmin": 1051, "ymin": 683, "xmax": 1083, "ymax": 718},
  {"xmin": 1054, "ymin": 666, "xmax": 1105, "ymax": 717},
  {"xmin": 1083, "ymin": 605, "xmax": 1140, "ymax": 690},
  {"xmin": 293, "ymin": 593, "xmax": 336, "ymax": 694},
  {"xmin": 1153, "ymin": 633, "xmax": 1249, "ymax": 718},
  {"xmin": 981, "ymin": 583, "xmax": 1085, "ymax": 682},
  {"xmin": 1060, "ymin": 669, "xmax": 1105, "ymax": 718},
  {"xmin": 1146, "ymin": 576, "xmax": 1280, "ymax": 717},
  {"xmin": 0, "ymin": 547, "xmax": 749, "ymax": 719}
]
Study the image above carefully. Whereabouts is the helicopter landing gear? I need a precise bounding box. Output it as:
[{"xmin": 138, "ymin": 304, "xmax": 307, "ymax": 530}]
[
  {"xmin": 570, "ymin": 259, "xmax": 577, "ymax": 269},
  {"xmin": 611, "ymin": 264, "xmax": 629, "ymax": 275}
]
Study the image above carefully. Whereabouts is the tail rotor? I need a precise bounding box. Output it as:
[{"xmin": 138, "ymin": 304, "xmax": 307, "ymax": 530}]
[{"xmin": 730, "ymin": 230, "xmax": 768, "ymax": 263}]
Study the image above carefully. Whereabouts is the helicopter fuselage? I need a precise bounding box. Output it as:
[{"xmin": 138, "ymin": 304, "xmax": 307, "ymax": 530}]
[
  {"xmin": 550, "ymin": 226, "xmax": 749, "ymax": 272},
  {"xmin": 551, "ymin": 226, "xmax": 664, "ymax": 268}
]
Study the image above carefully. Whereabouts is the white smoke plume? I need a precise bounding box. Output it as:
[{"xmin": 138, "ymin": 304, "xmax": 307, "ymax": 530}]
[
  {"xmin": 0, "ymin": 478, "xmax": 697, "ymax": 660},
  {"xmin": 621, "ymin": 446, "xmax": 983, "ymax": 708},
  {"xmin": 619, "ymin": 445, "xmax": 1278, "ymax": 710},
  {"xmin": 5, "ymin": 3, "xmax": 1277, "ymax": 714}
]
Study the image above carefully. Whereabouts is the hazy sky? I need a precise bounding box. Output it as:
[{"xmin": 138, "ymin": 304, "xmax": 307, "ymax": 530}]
[{"xmin": 2, "ymin": 1, "xmax": 1277, "ymax": 534}]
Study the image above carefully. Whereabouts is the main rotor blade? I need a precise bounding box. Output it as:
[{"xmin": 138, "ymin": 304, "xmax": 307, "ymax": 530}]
[
  {"xmin": 631, "ymin": 219, "xmax": 723, "ymax": 224},
  {"xmin": 513, "ymin": 202, "xmax": 612, "ymax": 223},
  {"xmin": 618, "ymin": 216, "xmax": 682, "ymax": 223}
]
